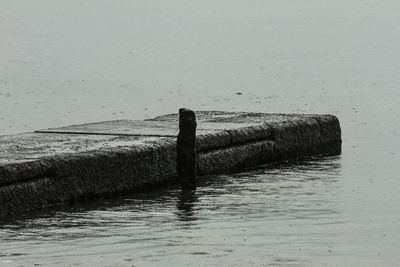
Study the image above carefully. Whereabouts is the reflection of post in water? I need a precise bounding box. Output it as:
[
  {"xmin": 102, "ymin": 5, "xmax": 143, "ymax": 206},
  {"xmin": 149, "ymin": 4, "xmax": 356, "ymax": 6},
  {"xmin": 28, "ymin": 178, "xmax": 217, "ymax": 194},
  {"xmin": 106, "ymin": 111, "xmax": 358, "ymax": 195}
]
[
  {"xmin": 177, "ymin": 108, "xmax": 197, "ymax": 190},
  {"xmin": 176, "ymin": 190, "xmax": 198, "ymax": 221}
]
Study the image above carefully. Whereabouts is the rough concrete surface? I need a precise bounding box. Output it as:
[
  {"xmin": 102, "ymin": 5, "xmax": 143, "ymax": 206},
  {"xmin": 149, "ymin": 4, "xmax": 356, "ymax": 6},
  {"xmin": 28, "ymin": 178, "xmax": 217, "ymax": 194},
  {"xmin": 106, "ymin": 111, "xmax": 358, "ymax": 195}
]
[{"xmin": 0, "ymin": 111, "xmax": 341, "ymax": 218}]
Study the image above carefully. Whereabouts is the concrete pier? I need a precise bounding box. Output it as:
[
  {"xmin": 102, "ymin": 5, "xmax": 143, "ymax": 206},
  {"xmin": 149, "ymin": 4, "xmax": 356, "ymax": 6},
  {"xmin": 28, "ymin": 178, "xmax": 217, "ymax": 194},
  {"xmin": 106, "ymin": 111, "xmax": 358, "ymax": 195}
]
[{"xmin": 0, "ymin": 111, "xmax": 341, "ymax": 218}]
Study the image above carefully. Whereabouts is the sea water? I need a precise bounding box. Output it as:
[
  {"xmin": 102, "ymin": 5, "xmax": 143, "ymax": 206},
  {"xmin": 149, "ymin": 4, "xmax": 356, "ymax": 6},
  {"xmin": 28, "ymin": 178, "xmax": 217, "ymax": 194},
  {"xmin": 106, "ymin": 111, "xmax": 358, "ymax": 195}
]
[{"xmin": 1, "ymin": 1, "xmax": 399, "ymax": 266}]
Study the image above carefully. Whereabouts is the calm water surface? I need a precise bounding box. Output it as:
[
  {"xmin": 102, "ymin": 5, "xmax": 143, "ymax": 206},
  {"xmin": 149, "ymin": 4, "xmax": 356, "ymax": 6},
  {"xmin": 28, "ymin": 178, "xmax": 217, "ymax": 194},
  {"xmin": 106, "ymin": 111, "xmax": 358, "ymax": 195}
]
[{"xmin": 1, "ymin": 0, "xmax": 400, "ymax": 266}]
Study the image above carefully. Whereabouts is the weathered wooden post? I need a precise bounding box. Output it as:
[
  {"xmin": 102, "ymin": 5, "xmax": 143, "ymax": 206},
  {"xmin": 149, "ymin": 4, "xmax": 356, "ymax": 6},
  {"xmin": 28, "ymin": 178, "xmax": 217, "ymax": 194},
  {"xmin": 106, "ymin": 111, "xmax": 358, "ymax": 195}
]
[{"xmin": 177, "ymin": 108, "xmax": 197, "ymax": 190}]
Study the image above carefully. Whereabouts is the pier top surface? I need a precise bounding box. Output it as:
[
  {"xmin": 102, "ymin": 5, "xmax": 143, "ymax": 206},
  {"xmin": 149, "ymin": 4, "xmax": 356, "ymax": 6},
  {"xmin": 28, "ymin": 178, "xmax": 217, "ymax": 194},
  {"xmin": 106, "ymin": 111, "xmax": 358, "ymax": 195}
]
[{"xmin": 0, "ymin": 111, "xmax": 324, "ymax": 165}]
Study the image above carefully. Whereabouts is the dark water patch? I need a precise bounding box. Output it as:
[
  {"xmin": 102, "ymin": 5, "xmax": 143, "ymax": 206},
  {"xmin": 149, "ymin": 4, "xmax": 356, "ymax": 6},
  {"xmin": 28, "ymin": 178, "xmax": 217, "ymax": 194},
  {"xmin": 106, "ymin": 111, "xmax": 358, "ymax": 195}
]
[{"xmin": 0, "ymin": 157, "xmax": 343, "ymax": 265}]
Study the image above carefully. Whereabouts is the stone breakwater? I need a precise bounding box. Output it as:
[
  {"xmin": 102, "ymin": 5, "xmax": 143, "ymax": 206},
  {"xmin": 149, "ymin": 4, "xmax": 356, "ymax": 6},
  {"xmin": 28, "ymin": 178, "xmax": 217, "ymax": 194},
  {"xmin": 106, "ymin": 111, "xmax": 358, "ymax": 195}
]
[{"xmin": 0, "ymin": 111, "xmax": 341, "ymax": 218}]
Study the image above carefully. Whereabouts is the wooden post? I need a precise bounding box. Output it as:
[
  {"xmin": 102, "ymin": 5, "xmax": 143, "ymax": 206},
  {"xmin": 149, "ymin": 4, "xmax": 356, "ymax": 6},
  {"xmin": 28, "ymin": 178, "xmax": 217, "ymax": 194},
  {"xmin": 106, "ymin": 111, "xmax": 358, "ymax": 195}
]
[{"xmin": 177, "ymin": 108, "xmax": 197, "ymax": 190}]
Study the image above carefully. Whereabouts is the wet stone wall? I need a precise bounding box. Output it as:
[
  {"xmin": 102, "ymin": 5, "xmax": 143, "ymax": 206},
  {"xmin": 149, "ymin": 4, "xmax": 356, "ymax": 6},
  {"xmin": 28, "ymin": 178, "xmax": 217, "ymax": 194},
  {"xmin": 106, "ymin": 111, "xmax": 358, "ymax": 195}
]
[{"xmin": 0, "ymin": 113, "xmax": 341, "ymax": 218}]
